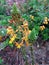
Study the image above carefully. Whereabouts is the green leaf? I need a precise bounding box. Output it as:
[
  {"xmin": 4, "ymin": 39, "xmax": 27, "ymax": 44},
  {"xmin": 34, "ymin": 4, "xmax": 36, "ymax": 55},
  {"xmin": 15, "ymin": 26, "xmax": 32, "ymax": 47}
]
[
  {"xmin": 0, "ymin": 39, "xmax": 9, "ymax": 50},
  {"xmin": 43, "ymin": 33, "xmax": 49, "ymax": 40},
  {"xmin": 0, "ymin": 28, "xmax": 7, "ymax": 36},
  {"xmin": 41, "ymin": 28, "xmax": 49, "ymax": 40},
  {"xmin": 9, "ymin": 44, "xmax": 13, "ymax": 48},
  {"xmin": 0, "ymin": 57, "xmax": 3, "ymax": 64},
  {"xmin": 28, "ymin": 28, "xmax": 39, "ymax": 41},
  {"xmin": 11, "ymin": 3, "xmax": 20, "ymax": 15}
]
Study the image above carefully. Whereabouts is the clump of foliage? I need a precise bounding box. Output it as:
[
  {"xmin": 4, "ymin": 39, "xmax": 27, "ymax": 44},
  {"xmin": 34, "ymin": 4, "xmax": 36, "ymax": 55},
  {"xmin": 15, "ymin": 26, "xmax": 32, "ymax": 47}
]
[
  {"xmin": 0, "ymin": 1, "xmax": 49, "ymax": 65},
  {"xmin": 0, "ymin": 0, "xmax": 49, "ymax": 51},
  {"xmin": 21, "ymin": 0, "xmax": 49, "ymax": 41},
  {"xmin": 0, "ymin": 5, "xmax": 33, "ymax": 65},
  {"xmin": 0, "ymin": 3, "xmax": 31, "ymax": 50}
]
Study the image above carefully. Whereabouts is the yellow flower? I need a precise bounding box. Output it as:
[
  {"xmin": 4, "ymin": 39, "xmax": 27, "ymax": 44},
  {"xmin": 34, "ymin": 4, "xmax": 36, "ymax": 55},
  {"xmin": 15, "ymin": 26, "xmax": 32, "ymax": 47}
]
[
  {"xmin": 10, "ymin": 37, "xmax": 15, "ymax": 41},
  {"xmin": 29, "ymin": 30, "xmax": 31, "ymax": 33},
  {"xmin": 43, "ymin": 17, "xmax": 48, "ymax": 24},
  {"xmin": 48, "ymin": 19, "xmax": 49, "ymax": 22},
  {"xmin": 9, "ymin": 40, "xmax": 12, "ymax": 44},
  {"xmin": 7, "ymin": 26, "xmax": 14, "ymax": 35},
  {"xmin": 22, "ymin": 36, "xmax": 28, "ymax": 41},
  {"xmin": 11, "ymin": 33, "xmax": 17, "ymax": 37},
  {"xmin": 42, "ymin": 25, "xmax": 45, "ymax": 29},
  {"xmin": 15, "ymin": 42, "xmax": 24, "ymax": 49},
  {"xmin": 17, "ymin": 44, "xmax": 21, "ymax": 49},
  {"xmin": 22, "ymin": 37, "xmax": 29, "ymax": 47},
  {"xmin": 40, "ymin": 25, "xmax": 45, "ymax": 31},
  {"xmin": 30, "ymin": 15, "xmax": 34, "ymax": 20},
  {"xmin": 15, "ymin": 30, "xmax": 18, "ymax": 32},
  {"xmin": 9, "ymin": 38, "xmax": 15, "ymax": 44},
  {"xmin": 25, "ymin": 36, "xmax": 28, "ymax": 41},
  {"xmin": 9, "ymin": 34, "xmax": 16, "ymax": 44},
  {"xmin": 43, "ymin": 21, "xmax": 48, "ymax": 24}
]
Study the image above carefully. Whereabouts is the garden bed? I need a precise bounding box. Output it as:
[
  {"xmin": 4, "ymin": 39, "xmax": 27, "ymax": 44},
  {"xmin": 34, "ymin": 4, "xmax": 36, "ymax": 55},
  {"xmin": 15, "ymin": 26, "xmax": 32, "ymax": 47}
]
[{"xmin": 0, "ymin": 0, "xmax": 49, "ymax": 65}]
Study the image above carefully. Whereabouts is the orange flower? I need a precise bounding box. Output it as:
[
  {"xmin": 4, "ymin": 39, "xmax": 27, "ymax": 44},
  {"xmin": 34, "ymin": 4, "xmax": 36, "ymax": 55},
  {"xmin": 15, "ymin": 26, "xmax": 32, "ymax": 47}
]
[
  {"xmin": 15, "ymin": 42, "xmax": 24, "ymax": 49},
  {"xmin": 23, "ymin": 20, "xmax": 28, "ymax": 27},
  {"xmin": 26, "ymin": 42, "xmax": 29, "ymax": 47},
  {"xmin": 8, "ymin": 19, "xmax": 14, "ymax": 23},
  {"xmin": 9, "ymin": 34, "xmax": 17, "ymax": 44},
  {"xmin": 7, "ymin": 26, "xmax": 14, "ymax": 35}
]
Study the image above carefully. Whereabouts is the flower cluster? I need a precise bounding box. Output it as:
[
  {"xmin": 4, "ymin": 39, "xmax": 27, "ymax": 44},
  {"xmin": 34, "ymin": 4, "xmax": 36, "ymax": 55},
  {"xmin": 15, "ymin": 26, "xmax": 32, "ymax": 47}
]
[
  {"xmin": 43, "ymin": 17, "xmax": 49, "ymax": 24},
  {"xmin": 7, "ymin": 26, "xmax": 15, "ymax": 35},
  {"xmin": 40, "ymin": 25, "xmax": 45, "ymax": 31},
  {"xmin": 9, "ymin": 34, "xmax": 16, "ymax": 44},
  {"xmin": 40, "ymin": 17, "xmax": 49, "ymax": 31},
  {"xmin": 6, "ymin": 18, "xmax": 31, "ymax": 49}
]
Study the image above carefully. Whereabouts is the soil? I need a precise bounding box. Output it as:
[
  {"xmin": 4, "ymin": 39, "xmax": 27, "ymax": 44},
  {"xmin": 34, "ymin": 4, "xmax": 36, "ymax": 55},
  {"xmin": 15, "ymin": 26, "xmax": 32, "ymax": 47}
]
[
  {"xmin": 33, "ymin": 41, "xmax": 49, "ymax": 65},
  {"xmin": 0, "ymin": 40, "xmax": 49, "ymax": 65},
  {"xmin": 0, "ymin": 46, "xmax": 32, "ymax": 65}
]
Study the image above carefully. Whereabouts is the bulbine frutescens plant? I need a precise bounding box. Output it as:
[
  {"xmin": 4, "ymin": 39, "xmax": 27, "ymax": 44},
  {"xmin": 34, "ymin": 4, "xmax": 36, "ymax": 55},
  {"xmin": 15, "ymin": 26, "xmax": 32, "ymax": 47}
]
[{"xmin": 0, "ymin": 3, "xmax": 32, "ymax": 50}]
